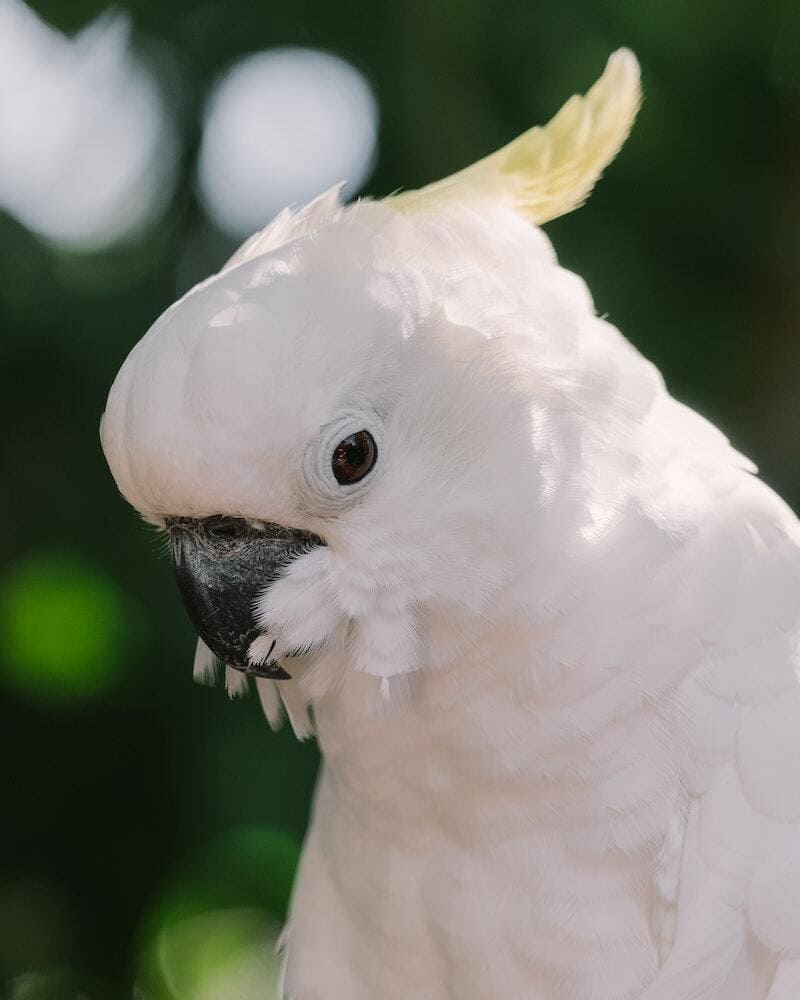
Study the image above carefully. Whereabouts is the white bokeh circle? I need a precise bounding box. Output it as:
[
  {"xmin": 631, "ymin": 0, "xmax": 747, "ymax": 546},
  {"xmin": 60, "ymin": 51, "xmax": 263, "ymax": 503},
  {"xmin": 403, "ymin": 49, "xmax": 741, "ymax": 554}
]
[
  {"xmin": 0, "ymin": 1, "xmax": 177, "ymax": 248},
  {"xmin": 197, "ymin": 47, "xmax": 378, "ymax": 237}
]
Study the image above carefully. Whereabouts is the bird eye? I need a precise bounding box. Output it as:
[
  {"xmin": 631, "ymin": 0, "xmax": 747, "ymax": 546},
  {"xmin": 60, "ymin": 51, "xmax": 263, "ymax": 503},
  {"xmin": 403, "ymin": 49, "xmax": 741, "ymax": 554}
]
[{"xmin": 331, "ymin": 430, "xmax": 377, "ymax": 485}]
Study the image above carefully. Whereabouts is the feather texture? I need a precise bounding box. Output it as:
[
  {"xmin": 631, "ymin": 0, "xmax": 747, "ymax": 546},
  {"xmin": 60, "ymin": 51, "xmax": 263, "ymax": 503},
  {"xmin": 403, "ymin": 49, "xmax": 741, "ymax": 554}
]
[
  {"xmin": 192, "ymin": 636, "xmax": 220, "ymax": 685},
  {"xmin": 100, "ymin": 49, "xmax": 800, "ymax": 1000},
  {"xmin": 389, "ymin": 48, "xmax": 641, "ymax": 225}
]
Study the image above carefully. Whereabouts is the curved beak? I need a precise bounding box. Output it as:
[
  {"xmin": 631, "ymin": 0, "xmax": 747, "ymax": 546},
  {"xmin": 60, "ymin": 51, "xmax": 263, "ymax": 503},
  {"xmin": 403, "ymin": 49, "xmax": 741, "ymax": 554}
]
[{"xmin": 168, "ymin": 516, "xmax": 325, "ymax": 680}]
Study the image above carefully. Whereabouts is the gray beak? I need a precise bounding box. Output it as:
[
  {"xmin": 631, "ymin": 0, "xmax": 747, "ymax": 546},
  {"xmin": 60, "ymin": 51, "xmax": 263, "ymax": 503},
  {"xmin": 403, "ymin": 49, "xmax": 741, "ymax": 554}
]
[{"xmin": 168, "ymin": 516, "xmax": 325, "ymax": 679}]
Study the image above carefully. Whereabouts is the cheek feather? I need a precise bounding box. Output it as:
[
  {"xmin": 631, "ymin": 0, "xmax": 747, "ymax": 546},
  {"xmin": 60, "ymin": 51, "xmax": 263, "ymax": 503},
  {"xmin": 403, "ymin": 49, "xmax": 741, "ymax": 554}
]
[
  {"xmin": 349, "ymin": 602, "xmax": 423, "ymax": 680},
  {"xmin": 254, "ymin": 546, "xmax": 341, "ymax": 655}
]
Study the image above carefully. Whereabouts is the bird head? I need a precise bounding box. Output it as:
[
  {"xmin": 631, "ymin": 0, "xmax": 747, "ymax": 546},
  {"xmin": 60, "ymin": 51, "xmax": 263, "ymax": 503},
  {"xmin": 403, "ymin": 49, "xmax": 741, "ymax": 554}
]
[{"xmin": 101, "ymin": 50, "xmax": 642, "ymax": 699}]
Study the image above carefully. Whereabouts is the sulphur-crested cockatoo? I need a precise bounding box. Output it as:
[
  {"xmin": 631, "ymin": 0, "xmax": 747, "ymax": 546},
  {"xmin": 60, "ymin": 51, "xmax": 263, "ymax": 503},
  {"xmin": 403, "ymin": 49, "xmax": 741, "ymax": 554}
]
[{"xmin": 101, "ymin": 50, "xmax": 800, "ymax": 1000}]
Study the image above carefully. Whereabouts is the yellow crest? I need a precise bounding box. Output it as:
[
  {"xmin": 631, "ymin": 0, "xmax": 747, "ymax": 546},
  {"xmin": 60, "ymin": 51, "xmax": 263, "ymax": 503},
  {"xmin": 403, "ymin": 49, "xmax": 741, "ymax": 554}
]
[{"xmin": 387, "ymin": 49, "xmax": 641, "ymax": 225}]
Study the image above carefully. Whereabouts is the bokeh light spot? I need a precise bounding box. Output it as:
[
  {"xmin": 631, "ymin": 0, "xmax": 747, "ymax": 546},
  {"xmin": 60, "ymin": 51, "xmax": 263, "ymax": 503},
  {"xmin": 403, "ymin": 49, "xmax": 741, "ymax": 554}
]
[
  {"xmin": 0, "ymin": 553, "xmax": 130, "ymax": 703},
  {"xmin": 156, "ymin": 908, "xmax": 281, "ymax": 1000},
  {"xmin": 197, "ymin": 47, "xmax": 378, "ymax": 237},
  {"xmin": 0, "ymin": 0, "xmax": 178, "ymax": 249},
  {"xmin": 149, "ymin": 826, "xmax": 300, "ymax": 932},
  {"xmin": 0, "ymin": 880, "xmax": 72, "ymax": 980},
  {"xmin": 138, "ymin": 826, "xmax": 298, "ymax": 1000},
  {"xmin": 7, "ymin": 968, "xmax": 109, "ymax": 1000}
]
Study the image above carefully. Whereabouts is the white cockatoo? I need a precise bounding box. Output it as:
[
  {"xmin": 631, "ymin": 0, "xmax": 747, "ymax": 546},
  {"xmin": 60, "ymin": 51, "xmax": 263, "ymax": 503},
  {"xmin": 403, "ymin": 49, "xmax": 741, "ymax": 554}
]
[{"xmin": 101, "ymin": 50, "xmax": 800, "ymax": 1000}]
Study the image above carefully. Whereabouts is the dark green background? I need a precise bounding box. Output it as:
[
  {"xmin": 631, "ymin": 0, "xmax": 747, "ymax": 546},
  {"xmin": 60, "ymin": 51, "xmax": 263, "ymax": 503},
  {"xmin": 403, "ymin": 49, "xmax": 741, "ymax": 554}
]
[{"xmin": 2, "ymin": 1, "xmax": 799, "ymax": 996}]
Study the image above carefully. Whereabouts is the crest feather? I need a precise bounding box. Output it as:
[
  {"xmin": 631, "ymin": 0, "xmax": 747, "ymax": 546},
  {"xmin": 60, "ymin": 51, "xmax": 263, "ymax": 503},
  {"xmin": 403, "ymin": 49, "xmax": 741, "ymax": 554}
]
[{"xmin": 388, "ymin": 48, "xmax": 641, "ymax": 224}]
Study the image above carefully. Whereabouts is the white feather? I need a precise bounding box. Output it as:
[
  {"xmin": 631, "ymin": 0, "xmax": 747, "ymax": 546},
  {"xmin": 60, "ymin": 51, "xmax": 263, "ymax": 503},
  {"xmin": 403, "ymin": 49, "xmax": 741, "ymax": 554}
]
[
  {"xmin": 255, "ymin": 676, "xmax": 284, "ymax": 731},
  {"xmin": 192, "ymin": 636, "xmax": 220, "ymax": 685},
  {"xmin": 100, "ymin": 50, "xmax": 800, "ymax": 1000},
  {"xmin": 224, "ymin": 665, "xmax": 250, "ymax": 699}
]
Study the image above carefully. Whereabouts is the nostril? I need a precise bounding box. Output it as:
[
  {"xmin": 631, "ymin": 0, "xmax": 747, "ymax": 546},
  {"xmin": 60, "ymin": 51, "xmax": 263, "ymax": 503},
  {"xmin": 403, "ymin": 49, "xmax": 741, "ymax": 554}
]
[
  {"xmin": 167, "ymin": 515, "xmax": 325, "ymax": 550},
  {"xmin": 205, "ymin": 515, "xmax": 248, "ymax": 540}
]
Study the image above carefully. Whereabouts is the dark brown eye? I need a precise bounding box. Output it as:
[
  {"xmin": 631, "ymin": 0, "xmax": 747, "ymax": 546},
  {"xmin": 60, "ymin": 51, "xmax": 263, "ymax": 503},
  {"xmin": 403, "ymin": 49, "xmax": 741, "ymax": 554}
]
[{"xmin": 331, "ymin": 430, "xmax": 377, "ymax": 485}]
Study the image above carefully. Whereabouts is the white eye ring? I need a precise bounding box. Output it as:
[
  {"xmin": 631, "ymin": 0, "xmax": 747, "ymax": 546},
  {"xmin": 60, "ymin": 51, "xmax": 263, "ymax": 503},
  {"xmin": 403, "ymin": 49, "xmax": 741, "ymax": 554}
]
[{"xmin": 301, "ymin": 409, "xmax": 385, "ymax": 511}]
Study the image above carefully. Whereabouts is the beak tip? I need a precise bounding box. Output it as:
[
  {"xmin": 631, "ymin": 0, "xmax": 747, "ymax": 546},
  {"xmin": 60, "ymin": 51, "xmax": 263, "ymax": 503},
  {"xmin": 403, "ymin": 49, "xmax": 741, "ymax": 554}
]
[
  {"xmin": 168, "ymin": 516, "xmax": 322, "ymax": 681},
  {"xmin": 244, "ymin": 635, "xmax": 292, "ymax": 680},
  {"xmin": 254, "ymin": 662, "xmax": 292, "ymax": 680}
]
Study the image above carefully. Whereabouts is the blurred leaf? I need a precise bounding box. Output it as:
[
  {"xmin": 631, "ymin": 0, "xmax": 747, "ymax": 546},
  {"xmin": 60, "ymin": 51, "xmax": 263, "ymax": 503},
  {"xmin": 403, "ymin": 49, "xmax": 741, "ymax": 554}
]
[
  {"xmin": 0, "ymin": 552, "xmax": 140, "ymax": 704},
  {"xmin": 6, "ymin": 967, "xmax": 113, "ymax": 1000},
  {"xmin": 136, "ymin": 827, "xmax": 297, "ymax": 999},
  {"xmin": 0, "ymin": 881, "xmax": 73, "ymax": 981},
  {"xmin": 150, "ymin": 826, "xmax": 300, "ymax": 928},
  {"xmin": 146, "ymin": 907, "xmax": 281, "ymax": 1000}
]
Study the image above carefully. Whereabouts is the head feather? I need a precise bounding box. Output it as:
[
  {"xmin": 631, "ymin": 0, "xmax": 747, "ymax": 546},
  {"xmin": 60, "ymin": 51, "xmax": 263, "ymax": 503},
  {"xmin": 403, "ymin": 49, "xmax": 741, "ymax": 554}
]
[{"xmin": 387, "ymin": 48, "xmax": 641, "ymax": 225}]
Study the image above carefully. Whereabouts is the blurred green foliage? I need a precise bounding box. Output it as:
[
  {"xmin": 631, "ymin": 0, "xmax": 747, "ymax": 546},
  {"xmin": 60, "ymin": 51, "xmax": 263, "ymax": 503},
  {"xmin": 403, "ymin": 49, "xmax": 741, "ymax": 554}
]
[
  {"xmin": 0, "ymin": 553, "xmax": 135, "ymax": 703},
  {"xmin": 1, "ymin": 0, "xmax": 799, "ymax": 996},
  {"xmin": 137, "ymin": 827, "xmax": 298, "ymax": 999}
]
